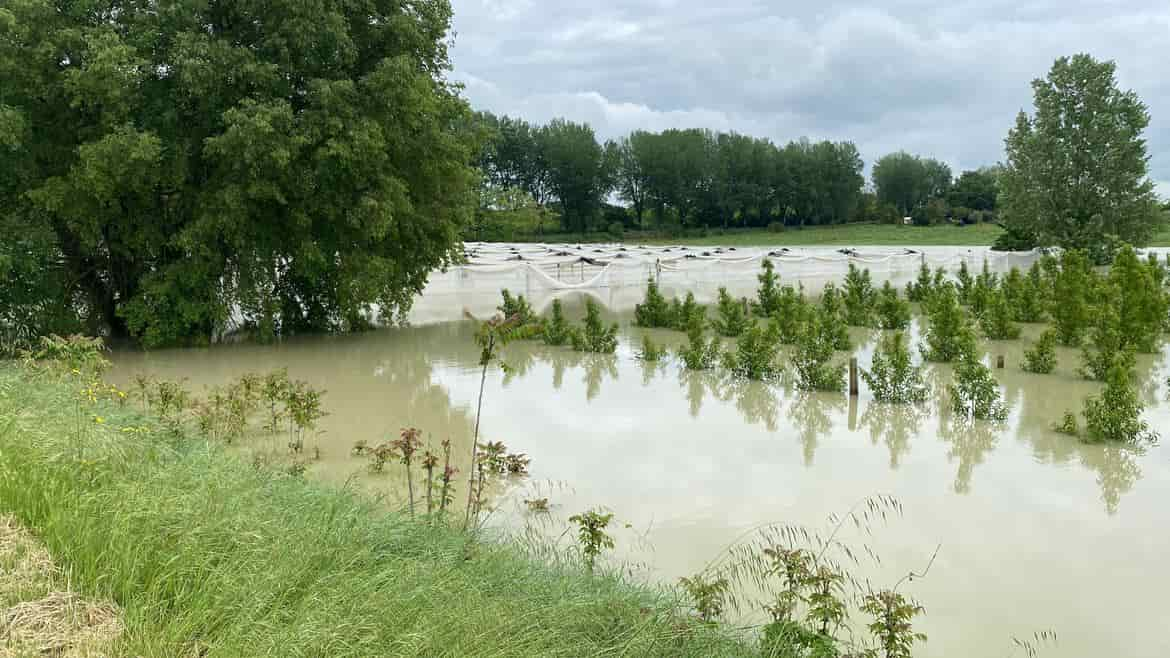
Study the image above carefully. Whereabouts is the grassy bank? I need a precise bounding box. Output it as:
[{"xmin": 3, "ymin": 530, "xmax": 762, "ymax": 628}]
[
  {"xmin": 488, "ymin": 222, "xmax": 1007, "ymax": 247},
  {"xmin": 0, "ymin": 366, "xmax": 753, "ymax": 657}
]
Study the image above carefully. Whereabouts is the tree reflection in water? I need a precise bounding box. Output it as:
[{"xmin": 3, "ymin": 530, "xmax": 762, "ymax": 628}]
[
  {"xmin": 859, "ymin": 401, "xmax": 926, "ymax": 469},
  {"xmin": 788, "ymin": 391, "xmax": 845, "ymax": 466}
]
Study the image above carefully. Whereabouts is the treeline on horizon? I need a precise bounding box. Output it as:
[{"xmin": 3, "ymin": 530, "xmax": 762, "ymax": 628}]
[{"xmin": 471, "ymin": 111, "xmax": 1001, "ymax": 239}]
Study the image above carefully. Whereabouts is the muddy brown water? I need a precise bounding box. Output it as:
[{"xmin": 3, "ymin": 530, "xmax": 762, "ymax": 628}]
[{"xmin": 109, "ymin": 296, "xmax": 1170, "ymax": 658}]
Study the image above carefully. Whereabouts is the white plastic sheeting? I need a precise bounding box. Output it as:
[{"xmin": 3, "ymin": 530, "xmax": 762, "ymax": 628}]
[{"xmin": 407, "ymin": 242, "xmax": 1048, "ymax": 324}]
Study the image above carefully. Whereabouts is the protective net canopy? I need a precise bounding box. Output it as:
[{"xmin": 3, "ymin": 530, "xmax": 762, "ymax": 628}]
[{"xmin": 408, "ymin": 242, "xmax": 1051, "ymax": 324}]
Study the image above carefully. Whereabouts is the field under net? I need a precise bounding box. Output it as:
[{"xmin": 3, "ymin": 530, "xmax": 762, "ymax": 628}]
[{"xmin": 410, "ymin": 243, "xmax": 1052, "ymax": 323}]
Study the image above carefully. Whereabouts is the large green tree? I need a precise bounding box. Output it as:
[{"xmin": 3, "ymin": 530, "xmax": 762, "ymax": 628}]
[
  {"xmin": 872, "ymin": 151, "xmax": 950, "ymax": 216},
  {"xmin": 537, "ymin": 119, "xmax": 609, "ymax": 233},
  {"xmin": 0, "ymin": 0, "xmax": 475, "ymax": 346},
  {"xmin": 999, "ymin": 54, "xmax": 1160, "ymax": 255}
]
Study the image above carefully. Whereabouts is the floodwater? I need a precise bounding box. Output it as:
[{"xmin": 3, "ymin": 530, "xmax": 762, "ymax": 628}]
[{"xmin": 109, "ymin": 296, "xmax": 1170, "ymax": 658}]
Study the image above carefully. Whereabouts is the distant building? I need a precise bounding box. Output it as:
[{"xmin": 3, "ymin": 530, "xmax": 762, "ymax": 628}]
[{"xmin": 902, "ymin": 216, "xmax": 913, "ymax": 225}]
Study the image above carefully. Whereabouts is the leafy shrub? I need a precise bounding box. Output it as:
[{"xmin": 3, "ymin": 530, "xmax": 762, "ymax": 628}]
[
  {"xmin": 678, "ymin": 318, "xmax": 721, "ymax": 370},
  {"xmin": 863, "ymin": 332, "xmax": 927, "ymax": 404},
  {"xmin": 753, "ymin": 259, "xmax": 782, "ymax": 316},
  {"xmin": 541, "ymin": 299, "xmax": 572, "ymax": 346},
  {"xmin": 721, "ymin": 322, "xmax": 782, "ymax": 381},
  {"xmin": 666, "ymin": 291, "xmax": 706, "ymax": 331},
  {"xmin": 711, "ymin": 287, "xmax": 750, "ymax": 337},
  {"xmin": 498, "ymin": 289, "xmax": 536, "ymax": 326},
  {"xmin": 919, "ymin": 284, "xmax": 975, "ymax": 362},
  {"xmin": 968, "ymin": 260, "xmax": 998, "ymax": 317},
  {"xmin": 905, "ymin": 262, "xmax": 934, "ymax": 303},
  {"xmin": 949, "ymin": 355, "xmax": 1006, "ymax": 421},
  {"xmin": 1082, "ymin": 361, "xmax": 1157, "ymax": 444},
  {"xmin": 1108, "ymin": 244, "xmax": 1167, "ymax": 353},
  {"xmin": 817, "ymin": 284, "xmax": 851, "ymax": 351},
  {"xmin": 956, "ymin": 261, "xmax": 974, "ymax": 305},
  {"xmin": 678, "ymin": 573, "xmax": 730, "ymax": 623},
  {"xmin": 569, "ymin": 299, "xmax": 618, "ymax": 353},
  {"xmin": 568, "ymin": 509, "xmax": 615, "ymax": 573},
  {"xmin": 875, "ymin": 282, "xmax": 911, "ymax": 330},
  {"xmin": 980, "ymin": 288, "xmax": 1021, "ymax": 339},
  {"xmin": 843, "ymin": 264, "xmax": 877, "ymax": 327},
  {"xmin": 1078, "ymin": 304, "xmax": 1135, "ymax": 381},
  {"xmin": 1021, "ymin": 329, "xmax": 1058, "ymax": 374},
  {"xmin": 774, "ymin": 285, "xmax": 812, "ymax": 344},
  {"xmin": 861, "ymin": 590, "xmax": 928, "ymax": 658},
  {"xmin": 634, "ymin": 278, "xmax": 672, "ymax": 328},
  {"xmin": 1050, "ymin": 250, "xmax": 1098, "ymax": 346},
  {"xmin": 792, "ymin": 310, "xmax": 846, "ymax": 392}
]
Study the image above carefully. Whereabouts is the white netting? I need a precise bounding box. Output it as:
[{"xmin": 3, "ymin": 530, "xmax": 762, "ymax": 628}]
[{"xmin": 407, "ymin": 242, "xmax": 1052, "ymax": 324}]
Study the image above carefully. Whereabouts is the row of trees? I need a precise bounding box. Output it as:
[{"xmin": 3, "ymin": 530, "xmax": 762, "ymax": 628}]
[
  {"xmin": 474, "ymin": 112, "xmax": 1013, "ymax": 236},
  {"xmin": 475, "ymin": 114, "xmax": 873, "ymax": 234}
]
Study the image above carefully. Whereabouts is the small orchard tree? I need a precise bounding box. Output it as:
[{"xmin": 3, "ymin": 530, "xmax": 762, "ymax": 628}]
[
  {"xmin": 920, "ymin": 284, "xmax": 976, "ymax": 362},
  {"xmin": 1109, "ymin": 245, "xmax": 1167, "ymax": 353},
  {"xmin": 843, "ymin": 264, "xmax": 877, "ymax": 327},
  {"xmin": 1021, "ymin": 329, "xmax": 1058, "ymax": 374},
  {"xmin": 980, "ymin": 288, "xmax": 1021, "ymax": 340},
  {"xmin": 542, "ymin": 299, "xmax": 572, "ymax": 346},
  {"xmin": 792, "ymin": 310, "xmax": 847, "ymax": 392},
  {"xmin": 570, "ymin": 299, "xmax": 618, "ymax": 353},
  {"xmin": 956, "ymin": 261, "xmax": 974, "ymax": 305},
  {"xmin": 667, "ymin": 291, "xmax": 706, "ymax": 331},
  {"xmin": 1050, "ymin": 250, "xmax": 1098, "ymax": 346},
  {"xmin": 876, "ymin": 282, "xmax": 912, "ymax": 330},
  {"xmin": 679, "ymin": 317, "xmax": 721, "ymax": 370},
  {"xmin": 774, "ymin": 285, "xmax": 812, "ymax": 344},
  {"xmin": 949, "ymin": 355, "xmax": 1007, "ymax": 421},
  {"xmin": 968, "ymin": 261, "xmax": 998, "ymax": 318},
  {"xmin": 905, "ymin": 262, "xmax": 934, "ymax": 303},
  {"xmin": 634, "ymin": 277, "xmax": 673, "ymax": 328},
  {"xmin": 1079, "ymin": 304, "xmax": 1135, "ymax": 381},
  {"xmin": 1082, "ymin": 361, "xmax": 1157, "ymax": 444},
  {"xmin": 862, "ymin": 332, "xmax": 927, "ymax": 403},
  {"xmin": 722, "ymin": 322, "xmax": 782, "ymax": 381},
  {"xmin": 817, "ymin": 284, "xmax": 852, "ymax": 351},
  {"xmin": 754, "ymin": 259, "xmax": 783, "ymax": 316},
  {"xmin": 711, "ymin": 287, "xmax": 751, "ymax": 337}
]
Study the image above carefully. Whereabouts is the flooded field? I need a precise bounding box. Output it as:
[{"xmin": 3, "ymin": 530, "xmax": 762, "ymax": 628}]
[{"xmin": 109, "ymin": 295, "xmax": 1170, "ymax": 658}]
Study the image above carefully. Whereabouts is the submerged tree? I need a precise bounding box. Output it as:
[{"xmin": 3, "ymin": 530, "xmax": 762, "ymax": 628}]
[
  {"xmin": 722, "ymin": 322, "xmax": 782, "ymax": 381},
  {"xmin": 949, "ymin": 356, "xmax": 1007, "ymax": 421},
  {"xmin": 0, "ymin": 0, "xmax": 478, "ymax": 345},
  {"xmin": 1021, "ymin": 329, "xmax": 1058, "ymax": 374},
  {"xmin": 774, "ymin": 285, "xmax": 813, "ymax": 344},
  {"xmin": 634, "ymin": 277, "xmax": 673, "ymax": 328},
  {"xmin": 875, "ymin": 282, "xmax": 912, "ymax": 331},
  {"xmin": 817, "ymin": 284, "xmax": 852, "ymax": 350},
  {"xmin": 792, "ymin": 310, "xmax": 847, "ymax": 392},
  {"xmin": 711, "ymin": 287, "xmax": 751, "ymax": 337},
  {"xmin": 1079, "ymin": 304, "xmax": 1135, "ymax": 382},
  {"xmin": 843, "ymin": 264, "xmax": 877, "ymax": 327},
  {"xmin": 1108, "ymin": 245, "xmax": 1167, "ymax": 353},
  {"xmin": 980, "ymin": 288, "xmax": 1021, "ymax": 340},
  {"xmin": 863, "ymin": 332, "xmax": 927, "ymax": 404},
  {"xmin": 570, "ymin": 299, "xmax": 618, "ymax": 353},
  {"xmin": 754, "ymin": 259, "xmax": 783, "ymax": 316},
  {"xmin": 920, "ymin": 284, "xmax": 975, "ymax": 362},
  {"xmin": 1049, "ymin": 250, "xmax": 1098, "ymax": 346},
  {"xmin": 679, "ymin": 317, "xmax": 722, "ymax": 370},
  {"xmin": 1082, "ymin": 361, "xmax": 1157, "ymax": 444}
]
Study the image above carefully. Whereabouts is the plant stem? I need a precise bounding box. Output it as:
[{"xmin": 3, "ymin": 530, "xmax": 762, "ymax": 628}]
[{"xmin": 463, "ymin": 334, "xmax": 493, "ymax": 530}]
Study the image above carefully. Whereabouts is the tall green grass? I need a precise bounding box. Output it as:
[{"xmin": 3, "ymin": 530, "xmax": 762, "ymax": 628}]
[{"xmin": 0, "ymin": 367, "xmax": 754, "ymax": 657}]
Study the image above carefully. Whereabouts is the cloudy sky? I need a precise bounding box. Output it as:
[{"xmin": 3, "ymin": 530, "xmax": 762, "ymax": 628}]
[{"xmin": 448, "ymin": 0, "xmax": 1170, "ymax": 195}]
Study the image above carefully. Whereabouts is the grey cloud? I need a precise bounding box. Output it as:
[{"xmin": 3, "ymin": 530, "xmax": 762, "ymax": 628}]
[{"xmin": 450, "ymin": 0, "xmax": 1170, "ymax": 193}]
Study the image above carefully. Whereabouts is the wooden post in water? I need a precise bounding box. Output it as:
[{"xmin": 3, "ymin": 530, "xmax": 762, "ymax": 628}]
[
  {"xmin": 996, "ymin": 355, "xmax": 1005, "ymax": 369},
  {"xmin": 849, "ymin": 357, "xmax": 859, "ymax": 396}
]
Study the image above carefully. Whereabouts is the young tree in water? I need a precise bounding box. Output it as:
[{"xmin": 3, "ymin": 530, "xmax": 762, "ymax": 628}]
[
  {"xmin": 0, "ymin": 0, "xmax": 477, "ymax": 345},
  {"xmin": 999, "ymin": 54, "xmax": 1160, "ymax": 256}
]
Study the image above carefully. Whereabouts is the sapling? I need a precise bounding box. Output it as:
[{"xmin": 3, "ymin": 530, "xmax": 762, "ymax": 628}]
[
  {"xmin": 774, "ymin": 284, "xmax": 812, "ymax": 344},
  {"xmin": 1109, "ymin": 245, "xmax": 1167, "ymax": 353},
  {"xmin": 679, "ymin": 573, "xmax": 730, "ymax": 623},
  {"xmin": 905, "ymin": 262, "xmax": 934, "ymax": 303},
  {"xmin": 1079, "ymin": 304, "xmax": 1135, "ymax": 381},
  {"xmin": 919, "ymin": 284, "xmax": 975, "ymax": 362},
  {"xmin": 721, "ymin": 321, "xmax": 782, "ymax": 381},
  {"xmin": 980, "ymin": 288, "xmax": 1021, "ymax": 340},
  {"xmin": 875, "ymin": 281, "xmax": 911, "ymax": 330},
  {"xmin": 843, "ymin": 263, "xmax": 877, "ymax": 327},
  {"xmin": 1050, "ymin": 250, "xmax": 1097, "ymax": 346},
  {"xmin": 634, "ymin": 277, "xmax": 672, "ymax": 327},
  {"xmin": 792, "ymin": 310, "xmax": 846, "ymax": 392},
  {"xmin": 1021, "ymin": 329, "xmax": 1058, "ymax": 374},
  {"xmin": 541, "ymin": 299, "xmax": 572, "ymax": 346},
  {"xmin": 861, "ymin": 590, "xmax": 927, "ymax": 658},
  {"xmin": 392, "ymin": 427, "xmax": 422, "ymax": 516},
  {"xmin": 862, "ymin": 332, "xmax": 927, "ymax": 404},
  {"xmin": 568, "ymin": 508, "xmax": 615, "ymax": 573},
  {"xmin": 817, "ymin": 283, "xmax": 851, "ymax": 350},
  {"xmin": 570, "ymin": 299, "xmax": 618, "ymax": 353},
  {"xmin": 1082, "ymin": 361, "xmax": 1157, "ymax": 444},
  {"xmin": 711, "ymin": 287, "xmax": 750, "ymax": 337},
  {"xmin": 968, "ymin": 260, "xmax": 997, "ymax": 317},
  {"xmin": 956, "ymin": 260, "xmax": 974, "ymax": 305},
  {"xmin": 667, "ymin": 291, "xmax": 706, "ymax": 330},
  {"xmin": 678, "ymin": 318, "xmax": 721, "ymax": 370},
  {"xmin": 948, "ymin": 355, "xmax": 1007, "ymax": 421},
  {"xmin": 753, "ymin": 258, "xmax": 782, "ymax": 316}
]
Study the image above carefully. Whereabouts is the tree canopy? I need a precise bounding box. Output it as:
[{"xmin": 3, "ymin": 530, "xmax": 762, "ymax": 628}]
[
  {"xmin": 871, "ymin": 151, "xmax": 953, "ymax": 216},
  {"xmin": 0, "ymin": 0, "xmax": 476, "ymax": 346},
  {"xmin": 999, "ymin": 54, "xmax": 1160, "ymax": 257}
]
